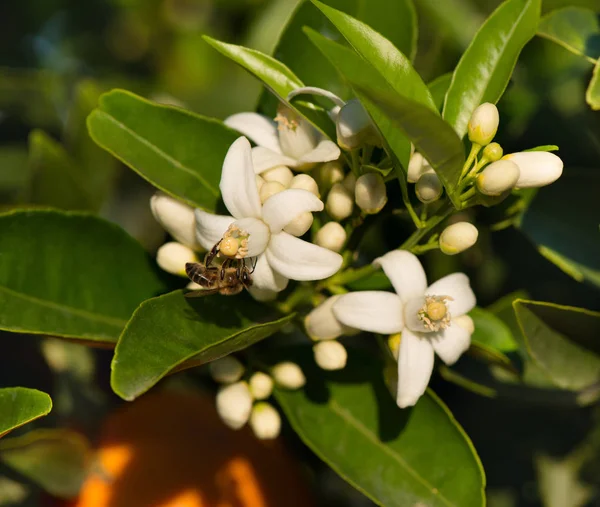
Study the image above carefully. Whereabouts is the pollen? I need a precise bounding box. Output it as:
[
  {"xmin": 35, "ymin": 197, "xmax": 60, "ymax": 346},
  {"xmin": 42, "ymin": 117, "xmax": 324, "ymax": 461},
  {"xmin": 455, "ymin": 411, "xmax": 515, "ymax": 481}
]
[
  {"xmin": 418, "ymin": 295, "xmax": 453, "ymax": 332},
  {"xmin": 220, "ymin": 225, "xmax": 250, "ymax": 259},
  {"xmin": 274, "ymin": 106, "xmax": 299, "ymax": 132}
]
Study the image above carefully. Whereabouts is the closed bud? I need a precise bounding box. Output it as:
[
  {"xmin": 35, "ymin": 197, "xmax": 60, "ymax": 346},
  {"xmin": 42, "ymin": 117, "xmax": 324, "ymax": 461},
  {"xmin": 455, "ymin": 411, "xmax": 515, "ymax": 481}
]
[
  {"xmin": 415, "ymin": 173, "xmax": 443, "ymax": 203},
  {"xmin": 216, "ymin": 381, "xmax": 253, "ymax": 430},
  {"xmin": 249, "ymin": 372, "xmax": 274, "ymax": 400},
  {"xmin": 305, "ymin": 295, "xmax": 356, "ymax": 340},
  {"xmin": 313, "ymin": 340, "xmax": 348, "ymax": 371},
  {"xmin": 151, "ymin": 192, "xmax": 199, "ymax": 249},
  {"xmin": 259, "ymin": 181, "xmax": 286, "ymax": 204},
  {"xmin": 355, "ymin": 173, "xmax": 387, "ymax": 214},
  {"xmin": 317, "ymin": 161, "xmax": 344, "ymax": 191},
  {"xmin": 454, "ymin": 314, "xmax": 475, "ymax": 334},
  {"xmin": 156, "ymin": 242, "xmax": 197, "ymax": 276},
  {"xmin": 482, "ymin": 142, "xmax": 503, "ymax": 162},
  {"xmin": 439, "ymin": 222, "xmax": 479, "ymax": 255},
  {"xmin": 272, "ymin": 362, "xmax": 306, "ymax": 389},
  {"xmin": 262, "ymin": 165, "xmax": 294, "ymax": 187},
  {"xmin": 407, "ymin": 152, "xmax": 434, "ymax": 183},
  {"xmin": 468, "ymin": 103, "xmax": 499, "ymax": 146},
  {"xmin": 209, "ymin": 356, "xmax": 245, "ymax": 384},
  {"xmin": 336, "ymin": 99, "xmax": 378, "ymax": 150},
  {"xmin": 283, "ymin": 211, "xmax": 313, "ymax": 236},
  {"xmin": 314, "ymin": 222, "xmax": 346, "ymax": 252},
  {"xmin": 290, "ymin": 174, "xmax": 319, "ymax": 196},
  {"xmin": 326, "ymin": 183, "xmax": 354, "ymax": 221},
  {"xmin": 342, "ymin": 172, "xmax": 357, "ymax": 194},
  {"xmin": 503, "ymin": 151, "xmax": 563, "ymax": 189},
  {"xmin": 476, "ymin": 160, "xmax": 520, "ymax": 196},
  {"xmin": 249, "ymin": 402, "xmax": 281, "ymax": 440}
]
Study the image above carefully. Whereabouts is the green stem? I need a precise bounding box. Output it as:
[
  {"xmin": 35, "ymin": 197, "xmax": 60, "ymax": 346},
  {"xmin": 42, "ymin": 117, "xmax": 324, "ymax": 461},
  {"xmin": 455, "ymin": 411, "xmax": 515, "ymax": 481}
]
[
  {"xmin": 276, "ymin": 284, "xmax": 313, "ymax": 313},
  {"xmin": 460, "ymin": 143, "xmax": 481, "ymax": 181},
  {"xmin": 410, "ymin": 243, "xmax": 440, "ymax": 254},
  {"xmin": 398, "ymin": 175, "xmax": 423, "ymax": 228},
  {"xmin": 350, "ymin": 150, "xmax": 361, "ymax": 176}
]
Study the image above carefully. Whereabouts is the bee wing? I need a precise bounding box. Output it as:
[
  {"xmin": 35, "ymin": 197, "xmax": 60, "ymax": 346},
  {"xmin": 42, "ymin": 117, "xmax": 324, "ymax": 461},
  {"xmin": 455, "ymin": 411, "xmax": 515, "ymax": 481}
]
[{"xmin": 184, "ymin": 288, "xmax": 220, "ymax": 298}]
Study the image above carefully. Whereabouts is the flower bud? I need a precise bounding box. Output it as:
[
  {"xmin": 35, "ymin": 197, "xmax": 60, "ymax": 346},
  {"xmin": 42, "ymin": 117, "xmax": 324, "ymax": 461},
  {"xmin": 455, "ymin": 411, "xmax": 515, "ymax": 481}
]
[
  {"xmin": 314, "ymin": 222, "xmax": 346, "ymax": 252},
  {"xmin": 407, "ymin": 152, "xmax": 434, "ymax": 183},
  {"xmin": 326, "ymin": 183, "xmax": 354, "ymax": 221},
  {"xmin": 313, "ymin": 340, "xmax": 347, "ymax": 371},
  {"xmin": 249, "ymin": 372, "xmax": 274, "ymax": 400},
  {"xmin": 482, "ymin": 142, "xmax": 503, "ymax": 162},
  {"xmin": 290, "ymin": 174, "xmax": 319, "ymax": 196},
  {"xmin": 503, "ymin": 151, "xmax": 563, "ymax": 189},
  {"xmin": 156, "ymin": 242, "xmax": 197, "ymax": 276},
  {"xmin": 150, "ymin": 192, "xmax": 199, "ymax": 249},
  {"xmin": 454, "ymin": 314, "xmax": 475, "ymax": 334},
  {"xmin": 272, "ymin": 362, "xmax": 306, "ymax": 389},
  {"xmin": 283, "ymin": 212, "xmax": 313, "ymax": 236},
  {"xmin": 476, "ymin": 160, "xmax": 520, "ymax": 196},
  {"xmin": 354, "ymin": 173, "xmax": 387, "ymax": 214},
  {"xmin": 439, "ymin": 222, "xmax": 479, "ymax": 255},
  {"xmin": 275, "ymin": 105, "xmax": 318, "ymax": 160},
  {"xmin": 216, "ymin": 381, "xmax": 253, "ymax": 430},
  {"xmin": 415, "ymin": 172, "xmax": 443, "ymax": 203},
  {"xmin": 259, "ymin": 181, "xmax": 286, "ymax": 204},
  {"xmin": 255, "ymin": 174, "xmax": 265, "ymax": 193},
  {"xmin": 468, "ymin": 103, "xmax": 499, "ymax": 146},
  {"xmin": 317, "ymin": 161, "xmax": 344, "ymax": 191},
  {"xmin": 305, "ymin": 295, "xmax": 356, "ymax": 340},
  {"xmin": 342, "ymin": 172, "xmax": 357, "ymax": 194},
  {"xmin": 209, "ymin": 356, "xmax": 245, "ymax": 384},
  {"xmin": 335, "ymin": 99, "xmax": 377, "ymax": 150},
  {"xmin": 262, "ymin": 165, "xmax": 294, "ymax": 187},
  {"xmin": 249, "ymin": 402, "xmax": 281, "ymax": 440}
]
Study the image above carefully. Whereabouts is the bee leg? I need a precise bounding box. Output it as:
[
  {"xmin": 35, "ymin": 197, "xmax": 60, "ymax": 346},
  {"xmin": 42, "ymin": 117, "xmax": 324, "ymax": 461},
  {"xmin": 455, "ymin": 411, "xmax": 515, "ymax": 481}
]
[
  {"xmin": 204, "ymin": 240, "xmax": 221, "ymax": 267},
  {"xmin": 250, "ymin": 256, "xmax": 258, "ymax": 274},
  {"xmin": 220, "ymin": 257, "xmax": 231, "ymax": 281}
]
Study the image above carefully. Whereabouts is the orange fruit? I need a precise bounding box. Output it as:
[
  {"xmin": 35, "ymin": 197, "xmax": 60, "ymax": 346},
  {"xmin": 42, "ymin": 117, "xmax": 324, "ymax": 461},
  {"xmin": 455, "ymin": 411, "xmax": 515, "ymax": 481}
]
[{"xmin": 61, "ymin": 389, "xmax": 315, "ymax": 507}]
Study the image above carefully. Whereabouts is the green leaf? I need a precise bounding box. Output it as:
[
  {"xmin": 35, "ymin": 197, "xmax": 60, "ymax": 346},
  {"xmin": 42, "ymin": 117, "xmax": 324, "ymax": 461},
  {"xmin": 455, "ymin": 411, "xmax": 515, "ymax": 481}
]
[
  {"xmin": 523, "ymin": 144, "xmax": 560, "ymax": 152},
  {"xmin": 538, "ymin": 6, "xmax": 600, "ymax": 63},
  {"xmin": 0, "ymin": 210, "xmax": 166, "ymax": 344},
  {"xmin": 87, "ymin": 89, "xmax": 238, "ymax": 210},
  {"xmin": 428, "ymin": 73, "xmax": 453, "ymax": 112},
  {"xmin": 274, "ymin": 347, "xmax": 485, "ymax": 507},
  {"xmin": 443, "ymin": 0, "xmax": 541, "ymax": 138},
  {"xmin": 469, "ymin": 307, "xmax": 519, "ymax": 353},
  {"xmin": 586, "ymin": 58, "xmax": 600, "ymax": 110},
  {"xmin": 346, "ymin": 270, "xmax": 392, "ymax": 291},
  {"xmin": 514, "ymin": 299, "xmax": 600, "ymax": 390},
  {"xmin": 111, "ymin": 290, "xmax": 295, "ymax": 401},
  {"xmin": 0, "ymin": 388, "xmax": 52, "ymax": 438},
  {"xmin": 0, "ymin": 429, "xmax": 90, "ymax": 498}
]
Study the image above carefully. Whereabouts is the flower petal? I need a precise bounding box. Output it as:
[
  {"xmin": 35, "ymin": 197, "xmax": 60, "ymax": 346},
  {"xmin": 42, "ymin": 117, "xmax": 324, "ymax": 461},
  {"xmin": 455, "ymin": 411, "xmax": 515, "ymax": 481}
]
[
  {"xmin": 220, "ymin": 137, "xmax": 262, "ymax": 219},
  {"xmin": 252, "ymin": 147, "xmax": 297, "ymax": 174},
  {"xmin": 251, "ymin": 253, "xmax": 289, "ymax": 292},
  {"xmin": 403, "ymin": 296, "xmax": 428, "ymax": 333},
  {"xmin": 332, "ymin": 291, "xmax": 404, "ymax": 334},
  {"xmin": 194, "ymin": 209, "xmax": 234, "ymax": 251},
  {"xmin": 426, "ymin": 273, "xmax": 476, "ymax": 317},
  {"xmin": 305, "ymin": 295, "xmax": 358, "ymax": 341},
  {"xmin": 431, "ymin": 323, "xmax": 471, "ymax": 365},
  {"xmin": 396, "ymin": 329, "xmax": 435, "ymax": 408},
  {"xmin": 150, "ymin": 192, "xmax": 199, "ymax": 249},
  {"xmin": 374, "ymin": 250, "xmax": 427, "ymax": 303},
  {"xmin": 261, "ymin": 189, "xmax": 324, "ymax": 233},
  {"xmin": 232, "ymin": 217, "xmax": 270, "ymax": 257},
  {"xmin": 248, "ymin": 286, "xmax": 279, "ymax": 302},
  {"xmin": 266, "ymin": 232, "xmax": 343, "ymax": 281},
  {"xmin": 504, "ymin": 151, "xmax": 563, "ymax": 189},
  {"xmin": 297, "ymin": 140, "xmax": 341, "ymax": 167},
  {"xmin": 224, "ymin": 113, "xmax": 281, "ymax": 154}
]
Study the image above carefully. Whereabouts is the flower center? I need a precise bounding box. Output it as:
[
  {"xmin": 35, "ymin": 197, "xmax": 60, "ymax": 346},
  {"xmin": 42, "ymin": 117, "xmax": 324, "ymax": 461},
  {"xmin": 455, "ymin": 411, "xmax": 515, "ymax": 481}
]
[
  {"xmin": 219, "ymin": 224, "xmax": 249, "ymax": 259},
  {"xmin": 274, "ymin": 105, "xmax": 299, "ymax": 132},
  {"xmin": 418, "ymin": 295, "xmax": 453, "ymax": 332}
]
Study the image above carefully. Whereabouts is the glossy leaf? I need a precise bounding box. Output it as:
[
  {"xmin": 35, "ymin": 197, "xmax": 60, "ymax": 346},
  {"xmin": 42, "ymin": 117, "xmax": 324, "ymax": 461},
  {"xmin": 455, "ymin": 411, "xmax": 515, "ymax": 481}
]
[
  {"xmin": 428, "ymin": 73, "xmax": 453, "ymax": 112},
  {"xmin": 111, "ymin": 290, "xmax": 295, "ymax": 401},
  {"xmin": 586, "ymin": 58, "xmax": 600, "ymax": 110},
  {"xmin": 0, "ymin": 429, "xmax": 90, "ymax": 498},
  {"xmin": 88, "ymin": 89, "xmax": 238, "ymax": 210},
  {"xmin": 0, "ymin": 210, "xmax": 166, "ymax": 344},
  {"xmin": 443, "ymin": 0, "xmax": 541, "ymax": 138},
  {"xmin": 0, "ymin": 388, "xmax": 52, "ymax": 438},
  {"xmin": 538, "ymin": 7, "xmax": 600, "ymax": 63},
  {"xmin": 524, "ymin": 145, "xmax": 559, "ymax": 152},
  {"xmin": 514, "ymin": 300, "xmax": 600, "ymax": 390},
  {"xmin": 469, "ymin": 307, "xmax": 519, "ymax": 353},
  {"xmin": 274, "ymin": 347, "xmax": 485, "ymax": 506}
]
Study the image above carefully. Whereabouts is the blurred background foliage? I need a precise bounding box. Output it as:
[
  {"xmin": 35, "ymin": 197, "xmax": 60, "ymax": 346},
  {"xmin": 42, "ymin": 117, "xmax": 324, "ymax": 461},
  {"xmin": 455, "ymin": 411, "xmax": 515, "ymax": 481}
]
[{"xmin": 1, "ymin": 0, "xmax": 600, "ymax": 506}]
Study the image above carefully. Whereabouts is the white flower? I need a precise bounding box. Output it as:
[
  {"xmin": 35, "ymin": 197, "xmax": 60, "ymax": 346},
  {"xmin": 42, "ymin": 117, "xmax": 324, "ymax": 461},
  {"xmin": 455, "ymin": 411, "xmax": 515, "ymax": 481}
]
[
  {"xmin": 304, "ymin": 295, "xmax": 357, "ymax": 341},
  {"xmin": 209, "ymin": 356, "xmax": 245, "ymax": 384},
  {"xmin": 216, "ymin": 381, "xmax": 253, "ymax": 429},
  {"xmin": 249, "ymin": 372, "xmax": 274, "ymax": 400},
  {"xmin": 224, "ymin": 105, "xmax": 340, "ymax": 173},
  {"xmin": 335, "ymin": 99, "xmax": 378, "ymax": 150},
  {"xmin": 249, "ymin": 402, "xmax": 281, "ymax": 440},
  {"xmin": 156, "ymin": 242, "xmax": 198, "ymax": 276},
  {"xmin": 194, "ymin": 137, "xmax": 343, "ymax": 296},
  {"xmin": 502, "ymin": 151, "xmax": 563, "ymax": 188},
  {"xmin": 272, "ymin": 362, "xmax": 306, "ymax": 389},
  {"xmin": 151, "ymin": 192, "xmax": 200, "ymax": 249},
  {"xmin": 468, "ymin": 103, "xmax": 499, "ymax": 146},
  {"xmin": 476, "ymin": 160, "xmax": 520, "ymax": 196},
  {"xmin": 333, "ymin": 251, "xmax": 476, "ymax": 408},
  {"xmin": 313, "ymin": 340, "xmax": 348, "ymax": 370},
  {"xmin": 439, "ymin": 222, "xmax": 479, "ymax": 255}
]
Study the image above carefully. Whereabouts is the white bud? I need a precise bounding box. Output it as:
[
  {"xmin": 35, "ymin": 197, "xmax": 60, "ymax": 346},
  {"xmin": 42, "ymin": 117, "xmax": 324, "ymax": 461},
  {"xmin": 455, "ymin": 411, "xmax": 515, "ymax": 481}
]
[
  {"xmin": 272, "ymin": 362, "xmax": 306, "ymax": 389},
  {"xmin": 503, "ymin": 151, "xmax": 563, "ymax": 189},
  {"xmin": 249, "ymin": 402, "xmax": 281, "ymax": 440},
  {"xmin": 156, "ymin": 242, "xmax": 197, "ymax": 276},
  {"xmin": 468, "ymin": 103, "xmax": 499, "ymax": 146},
  {"xmin": 262, "ymin": 165, "xmax": 294, "ymax": 187},
  {"xmin": 283, "ymin": 211, "xmax": 313, "ymax": 236},
  {"xmin": 150, "ymin": 192, "xmax": 199, "ymax": 248},
  {"xmin": 313, "ymin": 340, "xmax": 348, "ymax": 371},
  {"xmin": 255, "ymin": 174, "xmax": 265, "ymax": 193},
  {"xmin": 342, "ymin": 172, "xmax": 357, "ymax": 194},
  {"xmin": 275, "ymin": 105, "xmax": 317, "ymax": 160},
  {"xmin": 335, "ymin": 99, "xmax": 377, "ymax": 150},
  {"xmin": 326, "ymin": 183, "xmax": 354, "ymax": 221},
  {"xmin": 289, "ymin": 174, "xmax": 319, "ymax": 196},
  {"xmin": 407, "ymin": 152, "xmax": 434, "ymax": 183},
  {"xmin": 259, "ymin": 181, "xmax": 286, "ymax": 204},
  {"xmin": 318, "ymin": 161, "xmax": 344, "ymax": 191},
  {"xmin": 415, "ymin": 172, "xmax": 443, "ymax": 203},
  {"xmin": 216, "ymin": 381, "xmax": 253, "ymax": 430},
  {"xmin": 305, "ymin": 295, "xmax": 356, "ymax": 340},
  {"xmin": 439, "ymin": 222, "xmax": 479, "ymax": 255},
  {"xmin": 314, "ymin": 222, "xmax": 347, "ymax": 252},
  {"xmin": 354, "ymin": 173, "xmax": 387, "ymax": 214},
  {"xmin": 249, "ymin": 372, "xmax": 274, "ymax": 400},
  {"xmin": 453, "ymin": 314, "xmax": 475, "ymax": 334},
  {"xmin": 476, "ymin": 160, "xmax": 520, "ymax": 196},
  {"xmin": 209, "ymin": 356, "xmax": 245, "ymax": 384}
]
